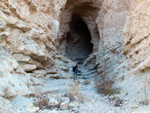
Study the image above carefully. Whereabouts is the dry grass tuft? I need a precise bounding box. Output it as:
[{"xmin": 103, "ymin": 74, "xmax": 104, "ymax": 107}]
[
  {"xmin": 95, "ymin": 79, "xmax": 112, "ymax": 95},
  {"xmin": 34, "ymin": 88, "xmax": 51, "ymax": 110},
  {"xmin": 4, "ymin": 86, "xmax": 9, "ymax": 99},
  {"xmin": 139, "ymin": 79, "xmax": 149, "ymax": 105},
  {"xmin": 67, "ymin": 81, "xmax": 85, "ymax": 103},
  {"xmin": 83, "ymin": 80, "xmax": 91, "ymax": 85},
  {"xmin": 95, "ymin": 63, "xmax": 120, "ymax": 96}
]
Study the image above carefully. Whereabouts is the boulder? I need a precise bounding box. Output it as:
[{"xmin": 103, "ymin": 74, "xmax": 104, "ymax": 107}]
[
  {"xmin": 0, "ymin": 19, "xmax": 6, "ymax": 30},
  {"xmin": 12, "ymin": 95, "xmax": 33, "ymax": 107},
  {"xmin": 60, "ymin": 102, "xmax": 68, "ymax": 110},
  {"xmin": 49, "ymin": 97, "xmax": 59, "ymax": 107},
  {"xmin": 26, "ymin": 107, "xmax": 39, "ymax": 113},
  {"xmin": 20, "ymin": 64, "xmax": 36, "ymax": 72},
  {"xmin": 46, "ymin": 74, "xmax": 61, "ymax": 79},
  {"xmin": 32, "ymin": 70, "xmax": 47, "ymax": 76},
  {"xmin": 0, "ymin": 32, "xmax": 9, "ymax": 43},
  {"xmin": 68, "ymin": 102, "xmax": 79, "ymax": 109},
  {"xmin": 12, "ymin": 54, "xmax": 31, "ymax": 63},
  {"xmin": 17, "ymin": 91, "xmax": 28, "ymax": 96}
]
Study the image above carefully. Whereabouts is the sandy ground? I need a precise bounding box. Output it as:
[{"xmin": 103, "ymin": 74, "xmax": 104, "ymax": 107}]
[
  {"xmin": 11, "ymin": 75, "xmax": 150, "ymax": 113},
  {"xmin": 43, "ymin": 76, "xmax": 150, "ymax": 113}
]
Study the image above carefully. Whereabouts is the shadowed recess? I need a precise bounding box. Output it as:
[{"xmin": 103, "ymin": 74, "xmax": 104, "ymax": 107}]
[{"xmin": 66, "ymin": 14, "xmax": 93, "ymax": 63}]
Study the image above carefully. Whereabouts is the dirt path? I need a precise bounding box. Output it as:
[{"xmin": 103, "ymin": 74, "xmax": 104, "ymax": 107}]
[{"xmin": 42, "ymin": 77, "xmax": 133, "ymax": 113}]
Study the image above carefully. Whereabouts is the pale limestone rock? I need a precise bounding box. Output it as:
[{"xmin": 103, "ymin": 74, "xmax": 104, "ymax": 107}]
[
  {"xmin": 26, "ymin": 107, "xmax": 39, "ymax": 113},
  {"xmin": 13, "ymin": 54, "xmax": 31, "ymax": 63},
  {"xmin": 20, "ymin": 64, "xmax": 36, "ymax": 72},
  {"xmin": 12, "ymin": 95, "xmax": 33, "ymax": 107},
  {"xmin": 0, "ymin": 0, "xmax": 67, "ymax": 72},
  {"xmin": 13, "ymin": 54, "xmax": 44, "ymax": 69},
  {"xmin": 60, "ymin": 102, "xmax": 68, "ymax": 110},
  {"xmin": 68, "ymin": 102, "xmax": 79, "ymax": 109},
  {"xmin": 9, "ymin": 61, "xmax": 19, "ymax": 70},
  {"xmin": 49, "ymin": 97, "xmax": 59, "ymax": 107},
  {"xmin": 0, "ymin": 96, "xmax": 23, "ymax": 112},
  {"xmin": 60, "ymin": 97, "xmax": 70, "ymax": 110},
  {"xmin": 32, "ymin": 69, "xmax": 47, "ymax": 76},
  {"xmin": 29, "ymin": 73, "xmax": 44, "ymax": 78},
  {"xmin": 51, "ymin": 19, "xmax": 60, "ymax": 39},
  {"xmin": 61, "ymin": 97, "xmax": 70, "ymax": 104},
  {"xmin": 29, "ymin": 28, "xmax": 41, "ymax": 39},
  {"xmin": 0, "ymin": 32, "xmax": 9, "ymax": 42},
  {"xmin": 15, "ymin": 67, "xmax": 25, "ymax": 74},
  {"xmin": 0, "ymin": 89, "xmax": 4, "ymax": 97},
  {"xmin": 46, "ymin": 68, "xmax": 57, "ymax": 74},
  {"xmin": 0, "ymin": 19, "xmax": 6, "ymax": 30},
  {"xmin": 46, "ymin": 74, "xmax": 61, "ymax": 79},
  {"xmin": 17, "ymin": 91, "xmax": 28, "ymax": 96}
]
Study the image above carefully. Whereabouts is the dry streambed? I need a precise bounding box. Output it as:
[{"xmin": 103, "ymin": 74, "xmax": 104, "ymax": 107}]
[{"xmin": 5, "ymin": 77, "xmax": 150, "ymax": 113}]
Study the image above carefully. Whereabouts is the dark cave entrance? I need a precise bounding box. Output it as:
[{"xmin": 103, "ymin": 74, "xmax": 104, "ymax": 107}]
[{"xmin": 66, "ymin": 14, "xmax": 93, "ymax": 63}]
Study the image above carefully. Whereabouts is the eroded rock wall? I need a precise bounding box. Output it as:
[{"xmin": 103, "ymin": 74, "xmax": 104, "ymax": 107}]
[
  {"xmin": 95, "ymin": 0, "xmax": 150, "ymax": 102},
  {"xmin": 0, "ymin": 0, "xmax": 68, "ymax": 72},
  {"xmin": 0, "ymin": 0, "xmax": 72, "ymax": 100},
  {"xmin": 96, "ymin": 0, "xmax": 130, "ymax": 75},
  {"xmin": 116, "ymin": 0, "xmax": 150, "ymax": 101}
]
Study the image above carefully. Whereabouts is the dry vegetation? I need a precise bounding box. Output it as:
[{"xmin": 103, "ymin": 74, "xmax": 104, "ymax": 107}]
[
  {"xmin": 83, "ymin": 80, "xmax": 91, "ymax": 85},
  {"xmin": 4, "ymin": 86, "xmax": 9, "ymax": 99},
  {"xmin": 34, "ymin": 88, "xmax": 52, "ymax": 110},
  {"xmin": 67, "ymin": 81, "xmax": 84, "ymax": 103},
  {"xmin": 139, "ymin": 78, "xmax": 150, "ymax": 105},
  {"xmin": 95, "ymin": 63, "xmax": 120, "ymax": 96}
]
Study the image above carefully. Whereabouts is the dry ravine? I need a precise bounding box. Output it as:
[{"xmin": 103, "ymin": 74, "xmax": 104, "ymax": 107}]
[{"xmin": 0, "ymin": 0, "xmax": 150, "ymax": 112}]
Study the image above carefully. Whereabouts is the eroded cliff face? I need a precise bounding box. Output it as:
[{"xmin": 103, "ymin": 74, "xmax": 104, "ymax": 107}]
[
  {"xmin": 0, "ymin": 0, "xmax": 68, "ymax": 71},
  {"xmin": 0, "ymin": 0, "xmax": 150, "ymax": 112},
  {"xmin": 0, "ymin": 0, "xmax": 71, "ymax": 102},
  {"xmin": 96, "ymin": 0, "xmax": 129, "ymax": 74},
  {"xmin": 118, "ymin": 0, "xmax": 150, "ymax": 101}
]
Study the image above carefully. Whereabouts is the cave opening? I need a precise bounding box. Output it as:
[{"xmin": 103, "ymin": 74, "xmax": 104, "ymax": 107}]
[{"xmin": 66, "ymin": 14, "xmax": 93, "ymax": 63}]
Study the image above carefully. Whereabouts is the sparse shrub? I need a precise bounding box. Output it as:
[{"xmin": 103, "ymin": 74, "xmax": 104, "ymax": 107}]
[
  {"xmin": 34, "ymin": 92, "xmax": 50, "ymax": 110},
  {"xmin": 95, "ymin": 79, "xmax": 121, "ymax": 95},
  {"xmin": 68, "ymin": 92, "xmax": 75, "ymax": 102},
  {"xmin": 140, "ymin": 99, "xmax": 149, "ymax": 105},
  {"xmin": 139, "ymin": 81, "xmax": 149, "ymax": 105},
  {"xmin": 34, "ymin": 89, "xmax": 51, "ymax": 110},
  {"xmin": 4, "ymin": 86, "xmax": 9, "ymax": 99},
  {"xmin": 67, "ymin": 81, "xmax": 85, "ymax": 103},
  {"xmin": 114, "ymin": 97, "xmax": 123, "ymax": 107},
  {"xmin": 83, "ymin": 80, "xmax": 91, "ymax": 85},
  {"xmin": 26, "ymin": 79, "xmax": 31, "ymax": 88},
  {"xmin": 67, "ymin": 82, "xmax": 79, "ymax": 102},
  {"xmin": 95, "ymin": 61, "xmax": 120, "ymax": 96},
  {"xmin": 95, "ymin": 79, "xmax": 117, "ymax": 95}
]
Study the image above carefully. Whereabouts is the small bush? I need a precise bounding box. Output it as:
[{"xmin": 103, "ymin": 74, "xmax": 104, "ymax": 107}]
[
  {"xmin": 140, "ymin": 99, "xmax": 149, "ymax": 105},
  {"xmin": 95, "ymin": 79, "xmax": 112, "ymax": 95},
  {"xmin": 139, "ymin": 83, "xmax": 149, "ymax": 105},
  {"xmin": 4, "ymin": 86, "xmax": 9, "ymax": 99},
  {"xmin": 34, "ymin": 92, "xmax": 50, "ymax": 110},
  {"xmin": 95, "ymin": 62, "xmax": 120, "ymax": 96},
  {"xmin": 83, "ymin": 80, "xmax": 91, "ymax": 85},
  {"xmin": 67, "ymin": 81, "xmax": 85, "ymax": 103},
  {"xmin": 95, "ymin": 79, "xmax": 120, "ymax": 96},
  {"xmin": 114, "ymin": 97, "xmax": 123, "ymax": 107}
]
